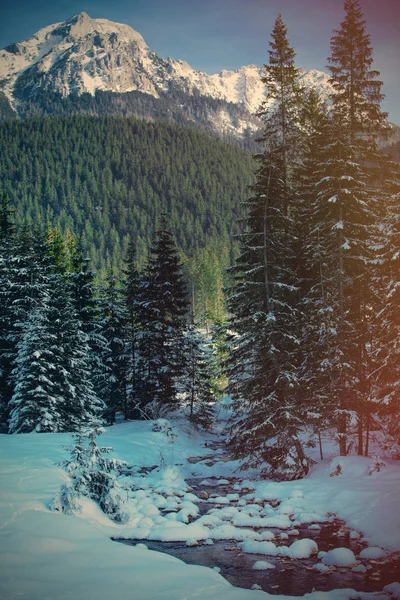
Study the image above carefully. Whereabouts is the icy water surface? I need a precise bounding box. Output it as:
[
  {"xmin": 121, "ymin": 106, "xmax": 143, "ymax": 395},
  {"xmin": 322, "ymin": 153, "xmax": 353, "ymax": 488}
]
[{"xmin": 115, "ymin": 476, "xmax": 400, "ymax": 596}]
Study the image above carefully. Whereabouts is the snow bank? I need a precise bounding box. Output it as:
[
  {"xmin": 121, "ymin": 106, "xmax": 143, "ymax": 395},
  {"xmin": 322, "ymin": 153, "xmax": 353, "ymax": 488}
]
[
  {"xmin": 252, "ymin": 456, "xmax": 400, "ymax": 550},
  {"xmin": 1, "ymin": 421, "xmax": 400, "ymax": 600},
  {"xmin": 384, "ymin": 583, "xmax": 400, "ymax": 598},
  {"xmin": 0, "ymin": 426, "xmax": 269, "ymax": 600}
]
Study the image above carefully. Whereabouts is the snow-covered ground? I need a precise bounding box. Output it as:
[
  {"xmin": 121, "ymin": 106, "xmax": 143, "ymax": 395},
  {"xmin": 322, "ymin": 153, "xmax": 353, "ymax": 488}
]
[{"xmin": 0, "ymin": 419, "xmax": 399, "ymax": 600}]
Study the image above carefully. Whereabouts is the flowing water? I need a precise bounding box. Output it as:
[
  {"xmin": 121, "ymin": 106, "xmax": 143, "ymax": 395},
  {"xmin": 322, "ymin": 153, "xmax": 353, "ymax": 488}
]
[
  {"xmin": 115, "ymin": 442, "xmax": 400, "ymax": 596},
  {"xmin": 115, "ymin": 474, "xmax": 400, "ymax": 596}
]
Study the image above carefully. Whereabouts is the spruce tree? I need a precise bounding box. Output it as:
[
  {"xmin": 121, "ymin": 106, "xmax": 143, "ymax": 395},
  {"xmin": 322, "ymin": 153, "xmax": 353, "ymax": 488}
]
[
  {"xmin": 97, "ymin": 274, "xmax": 129, "ymax": 423},
  {"xmin": 0, "ymin": 227, "xmax": 50, "ymax": 422},
  {"xmin": 371, "ymin": 181, "xmax": 400, "ymax": 455},
  {"xmin": 328, "ymin": 0, "xmax": 386, "ymax": 141},
  {"xmin": 227, "ymin": 16, "xmax": 308, "ymax": 479},
  {"xmin": 122, "ymin": 240, "xmax": 142, "ymax": 416},
  {"xmin": 258, "ymin": 13, "xmax": 304, "ymax": 213},
  {"xmin": 136, "ymin": 217, "xmax": 188, "ymax": 410},
  {"xmin": 0, "ymin": 194, "xmax": 16, "ymax": 423},
  {"xmin": 322, "ymin": 0, "xmax": 388, "ymax": 454},
  {"xmin": 9, "ymin": 271, "xmax": 103, "ymax": 433},
  {"xmin": 68, "ymin": 245, "xmax": 107, "ymax": 408},
  {"xmin": 8, "ymin": 299, "xmax": 61, "ymax": 433},
  {"xmin": 183, "ymin": 325, "xmax": 217, "ymax": 429},
  {"xmin": 297, "ymin": 93, "xmax": 353, "ymax": 446}
]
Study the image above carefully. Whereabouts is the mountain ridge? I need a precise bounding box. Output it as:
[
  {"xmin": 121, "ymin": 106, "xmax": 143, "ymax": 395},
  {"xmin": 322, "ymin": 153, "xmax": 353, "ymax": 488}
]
[{"xmin": 0, "ymin": 12, "xmax": 332, "ymax": 136}]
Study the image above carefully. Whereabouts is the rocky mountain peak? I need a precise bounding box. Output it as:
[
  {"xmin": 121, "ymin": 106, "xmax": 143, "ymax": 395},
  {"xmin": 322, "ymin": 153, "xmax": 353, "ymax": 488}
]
[
  {"xmin": 61, "ymin": 12, "xmax": 94, "ymax": 40},
  {"xmin": 0, "ymin": 13, "xmax": 334, "ymax": 136}
]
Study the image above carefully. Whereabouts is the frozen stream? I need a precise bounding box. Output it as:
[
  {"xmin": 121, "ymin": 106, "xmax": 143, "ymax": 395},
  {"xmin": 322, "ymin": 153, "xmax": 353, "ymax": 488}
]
[{"xmin": 115, "ymin": 475, "xmax": 400, "ymax": 596}]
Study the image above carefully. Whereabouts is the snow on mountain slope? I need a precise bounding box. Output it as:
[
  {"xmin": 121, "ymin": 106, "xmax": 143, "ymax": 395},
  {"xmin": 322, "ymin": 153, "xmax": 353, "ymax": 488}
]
[{"xmin": 0, "ymin": 11, "xmax": 332, "ymax": 118}]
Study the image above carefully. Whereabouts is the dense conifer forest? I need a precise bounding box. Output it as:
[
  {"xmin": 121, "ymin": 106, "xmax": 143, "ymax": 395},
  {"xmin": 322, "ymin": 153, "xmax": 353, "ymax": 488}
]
[
  {"xmin": 1, "ymin": 0, "xmax": 399, "ymax": 479},
  {"xmin": 0, "ymin": 115, "xmax": 255, "ymax": 319}
]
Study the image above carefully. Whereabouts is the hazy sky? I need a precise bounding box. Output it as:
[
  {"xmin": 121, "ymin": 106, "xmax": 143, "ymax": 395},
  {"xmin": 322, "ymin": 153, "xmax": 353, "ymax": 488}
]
[{"xmin": 1, "ymin": 0, "xmax": 399, "ymax": 123}]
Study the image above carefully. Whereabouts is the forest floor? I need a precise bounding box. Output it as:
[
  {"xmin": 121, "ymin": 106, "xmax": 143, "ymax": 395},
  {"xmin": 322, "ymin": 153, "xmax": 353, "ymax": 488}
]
[{"xmin": 0, "ymin": 408, "xmax": 400, "ymax": 600}]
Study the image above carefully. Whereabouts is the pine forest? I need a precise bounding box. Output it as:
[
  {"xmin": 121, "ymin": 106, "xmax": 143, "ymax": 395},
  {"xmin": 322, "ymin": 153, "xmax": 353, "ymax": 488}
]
[
  {"xmin": 1, "ymin": 0, "xmax": 400, "ymax": 473},
  {"xmin": 2, "ymin": 2, "xmax": 400, "ymax": 598}
]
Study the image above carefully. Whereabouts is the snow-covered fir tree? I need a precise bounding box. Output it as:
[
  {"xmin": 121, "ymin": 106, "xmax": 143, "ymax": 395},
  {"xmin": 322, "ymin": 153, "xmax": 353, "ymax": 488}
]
[
  {"xmin": 297, "ymin": 91, "xmax": 348, "ymax": 443},
  {"xmin": 227, "ymin": 15, "xmax": 309, "ymax": 479},
  {"xmin": 68, "ymin": 246, "xmax": 108, "ymax": 412},
  {"xmin": 318, "ymin": 0, "xmax": 389, "ymax": 455},
  {"xmin": 97, "ymin": 274, "xmax": 129, "ymax": 423},
  {"xmin": 257, "ymin": 12, "xmax": 304, "ymax": 214},
  {"xmin": 371, "ymin": 182, "xmax": 400, "ymax": 455},
  {"xmin": 56, "ymin": 426, "xmax": 128, "ymax": 521},
  {"xmin": 8, "ymin": 299, "xmax": 61, "ymax": 433},
  {"xmin": 9, "ymin": 270, "xmax": 103, "ymax": 433},
  {"xmin": 182, "ymin": 325, "xmax": 217, "ymax": 429},
  {"xmin": 0, "ymin": 193, "xmax": 16, "ymax": 423},
  {"xmin": 0, "ymin": 227, "xmax": 51, "ymax": 424},
  {"xmin": 122, "ymin": 239, "xmax": 142, "ymax": 417},
  {"xmin": 136, "ymin": 217, "xmax": 189, "ymax": 410}
]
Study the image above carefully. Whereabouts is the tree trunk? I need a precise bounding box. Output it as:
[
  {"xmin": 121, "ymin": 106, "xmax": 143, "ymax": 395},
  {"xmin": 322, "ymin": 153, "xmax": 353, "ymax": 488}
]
[
  {"xmin": 293, "ymin": 435, "xmax": 309, "ymax": 476},
  {"xmin": 357, "ymin": 412, "xmax": 363, "ymax": 456},
  {"xmin": 365, "ymin": 410, "xmax": 370, "ymax": 456},
  {"xmin": 318, "ymin": 430, "xmax": 324, "ymax": 461}
]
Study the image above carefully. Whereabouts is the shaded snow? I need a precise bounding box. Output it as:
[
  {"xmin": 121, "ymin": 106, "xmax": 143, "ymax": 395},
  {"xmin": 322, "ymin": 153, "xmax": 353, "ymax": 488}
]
[{"xmin": 1, "ymin": 421, "xmax": 400, "ymax": 599}]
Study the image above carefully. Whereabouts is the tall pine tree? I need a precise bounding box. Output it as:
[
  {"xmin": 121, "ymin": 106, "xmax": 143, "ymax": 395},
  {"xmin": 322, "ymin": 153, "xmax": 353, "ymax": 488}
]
[
  {"xmin": 227, "ymin": 15, "xmax": 308, "ymax": 479},
  {"xmin": 320, "ymin": 0, "xmax": 388, "ymax": 454},
  {"xmin": 136, "ymin": 217, "xmax": 188, "ymax": 410}
]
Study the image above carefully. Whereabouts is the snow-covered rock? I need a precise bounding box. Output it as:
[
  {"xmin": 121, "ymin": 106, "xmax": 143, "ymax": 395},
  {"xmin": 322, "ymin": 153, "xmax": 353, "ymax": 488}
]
[
  {"xmin": 253, "ymin": 560, "xmax": 275, "ymax": 570},
  {"xmin": 313, "ymin": 563, "xmax": 330, "ymax": 572},
  {"xmin": 322, "ymin": 548, "xmax": 357, "ymax": 567},
  {"xmin": 384, "ymin": 582, "xmax": 400, "ymax": 598},
  {"xmin": 287, "ymin": 539, "xmax": 318, "ymax": 559},
  {"xmin": 359, "ymin": 546, "xmax": 386, "ymax": 560}
]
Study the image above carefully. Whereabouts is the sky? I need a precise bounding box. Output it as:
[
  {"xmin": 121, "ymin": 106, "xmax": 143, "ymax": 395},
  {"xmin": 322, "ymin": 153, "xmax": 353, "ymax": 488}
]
[{"xmin": 0, "ymin": 0, "xmax": 399, "ymax": 123}]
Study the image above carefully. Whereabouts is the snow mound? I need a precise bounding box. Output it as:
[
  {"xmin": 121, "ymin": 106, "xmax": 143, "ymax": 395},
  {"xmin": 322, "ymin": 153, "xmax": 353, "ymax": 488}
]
[
  {"xmin": 147, "ymin": 522, "xmax": 210, "ymax": 542},
  {"xmin": 287, "ymin": 538, "xmax": 318, "ymax": 559},
  {"xmin": 313, "ymin": 563, "xmax": 330, "ymax": 572},
  {"xmin": 241, "ymin": 539, "xmax": 281, "ymax": 556},
  {"xmin": 352, "ymin": 564, "xmax": 367, "ymax": 573},
  {"xmin": 253, "ymin": 560, "xmax": 275, "ymax": 570},
  {"xmin": 384, "ymin": 583, "xmax": 400, "ymax": 598},
  {"xmin": 322, "ymin": 548, "xmax": 357, "ymax": 567},
  {"xmin": 210, "ymin": 524, "xmax": 256, "ymax": 541},
  {"xmin": 359, "ymin": 546, "xmax": 386, "ymax": 560}
]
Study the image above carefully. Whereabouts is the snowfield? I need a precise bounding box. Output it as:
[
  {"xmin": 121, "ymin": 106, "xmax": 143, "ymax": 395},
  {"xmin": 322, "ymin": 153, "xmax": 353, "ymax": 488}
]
[{"xmin": 0, "ymin": 420, "xmax": 399, "ymax": 600}]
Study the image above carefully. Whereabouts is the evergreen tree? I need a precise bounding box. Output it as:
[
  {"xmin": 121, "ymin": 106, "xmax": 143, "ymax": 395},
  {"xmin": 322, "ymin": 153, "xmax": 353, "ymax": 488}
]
[
  {"xmin": 0, "ymin": 192, "xmax": 15, "ymax": 238},
  {"xmin": 9, "ymin": 272, "xmax": 103, "ymax": 433},
  {"xmin": 258, "ymin": 13, "xmax": 304, "ymax": 213},
  {"xmin": 321, "ymin": 0, "xmax": 388, "ymax": 454},
  {"xmin": 97, "ymin": 274, "xmax": 129, "ymax": 423},
  {"xmin": 122, "ymin": 239, "xmax": 142, "ymax": 416},
  {"xmin": 328, "ymin": 0, "xmax": 387, "ymax": 142},
  {"xmin": 297, "ymin": 91, "xmax": 342, "ymax": 444},
  {"xmin": 136, "ymin": 217, "xmax": 189, "ymax": 410},
  {"xmin": 56, "ymin": 426, "xmax": 128, "ymax": 521},
  {"xmin": 0, "ymin": 226, "xmax": 49, "ymax": 422},
  {"xmin": 371, "ymin": 182, "xmax": 400, "ymax": 454},
  {"xmin": 182, "ymin": 325, "xmax": 217, "ymax": 429},
  {"xmin": 68, "ymin": 245, "xmax": 108, "ymax": 407},
  {"xmin": 0, "ymin": 196, "xmax": 17, "ymax": 422},
  {"xmin": 227, "ymin": 16, "xmax": 308, "ymax": 479},
  {"xmin": 8, "ymin": 297, "xmax": 61, "ymax": 433}
]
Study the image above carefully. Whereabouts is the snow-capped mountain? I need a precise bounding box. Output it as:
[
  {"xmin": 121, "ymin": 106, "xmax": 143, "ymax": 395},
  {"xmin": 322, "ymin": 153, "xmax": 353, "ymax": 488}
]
[{"xmin": 0, "ymin": 12, "xmax": 332, "ymax": 134}]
